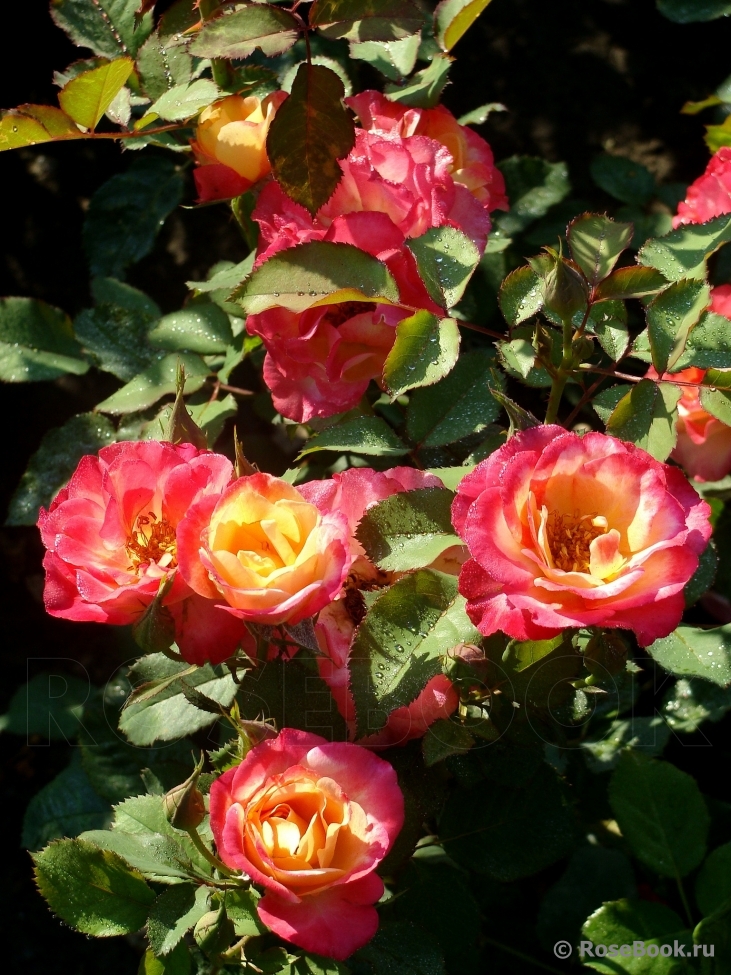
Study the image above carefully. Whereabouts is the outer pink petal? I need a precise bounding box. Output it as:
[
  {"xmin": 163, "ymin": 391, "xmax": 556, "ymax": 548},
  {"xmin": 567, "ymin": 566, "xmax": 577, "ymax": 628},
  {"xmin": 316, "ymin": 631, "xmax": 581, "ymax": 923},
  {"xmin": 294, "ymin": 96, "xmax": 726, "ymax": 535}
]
[
  {"xmin": 257, "ymin": 873, "xmax": 383, "ymax": 960},
  {"xmin": 176, "ymin": 495, "xmax": 221, "ymax": 599},
  {"xmin": 170, "ymin": 593, "xmax": 252, "ymax": 666},
  {"xmin": 228, "ymin": 728, "xmax": 329, "ymax": 805}
]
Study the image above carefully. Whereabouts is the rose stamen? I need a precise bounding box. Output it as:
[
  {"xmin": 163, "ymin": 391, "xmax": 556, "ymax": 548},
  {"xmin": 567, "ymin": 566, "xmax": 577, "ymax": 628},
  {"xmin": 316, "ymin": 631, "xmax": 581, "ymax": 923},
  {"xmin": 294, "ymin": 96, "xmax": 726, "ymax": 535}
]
[
  {"xmin": 126, "ymin": 510, "xmax": 177, "ymax": 573},
  {"xmin": 546, "ymin": 511, "xmax": 607, "ymax": 573}
]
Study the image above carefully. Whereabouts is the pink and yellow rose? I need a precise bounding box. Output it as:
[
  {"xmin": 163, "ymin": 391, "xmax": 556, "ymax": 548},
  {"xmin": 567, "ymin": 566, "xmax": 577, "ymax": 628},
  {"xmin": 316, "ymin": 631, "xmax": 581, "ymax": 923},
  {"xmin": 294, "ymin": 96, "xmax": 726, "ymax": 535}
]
[
  {"xmin": 177, "ymin": 472, "xmax": 353, "ymax": 626},
  {"xmin": 209, "ymin": 728, "xmax": 404, "ymax": 959},
  {"xmin": 37, "ymin": 440, "xmax": 245, "ymax": 665},
  {"xmin": 191, "ymin": 92, "xmax": 287, "ymax": 203},
  {"xmin": 452, "ymin": 427, "xmax": 712, "ymax": 647}
]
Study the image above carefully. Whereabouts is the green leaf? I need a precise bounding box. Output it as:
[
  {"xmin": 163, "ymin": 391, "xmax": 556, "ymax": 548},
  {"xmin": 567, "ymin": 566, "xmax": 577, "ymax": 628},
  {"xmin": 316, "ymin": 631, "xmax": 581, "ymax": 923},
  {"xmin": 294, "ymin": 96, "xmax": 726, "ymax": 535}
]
[
  {"xmin": 234, "ymin": 241, "xmax": 397, "ymax": 314},
  {"xmin": 95, "ymin": 352, "xmax": 209, "ymax": 415},
  {"xmin": 79, "ymin": 827, "xmax": 202, "ymax": 883},
  {"xmin": 6, "ymin": 412, "xmax": 115, "ymax": 526},
  {"xmin": 590, "ymin": 154, "xmax": 656, "ymax": 205},
  {"xmin": 188, "ymin": 254, "xmax": 255, "ymax": 298},
  {"xmin": 495, "ymin": 156, "xmax": 571, "ymax": 235},
  {"xmin": 120, "ymin": 654, "xmax": 238, "ymax": 746},
  {"xmin": 149, "ymin": 80, "xmax": 220, "ymax": 122},
  {"xmin": 421, "ymin": 719, "xmax": 474, "ymax": 766},
  {"xmin": 692, "ymin": 899, "xmax": 731, "ymax": 975},
  {"xmin": 225, "ymin": 888, "xmax": 265, "ymax": 937},
  {"xmin": 406, "ymin": 349, "xmax": 501, "ymax": 447},
  {"xmin": 355, "ymin": 487, "xmax": 459, "ymax": 572},
  {"xmin": 609, "ymin": 752, "xmax": 709, "ymax": 877},
  {"xmin": 696, "ymin": 842, "xmax": 731, "ymax": 917},
  {"xmin": 581, "ymin": 899, "xmax": 690, "ymax": 974},
  {"xmin": 675, "ymin": 311, "xmax": 731, "ymax": 370},
  {"xmin": 22, "ymin": 753, "xmax": 111, "ymax": 851},
  {"xmin": 147, "ymin": 885, "xmax": 210, "ymax": 956},
  {"xmin": 638, "ymin": 214, "xmax": 731, "ymax": 282},
  {"xmin": 348, "ymin": 34, "xmax": 421, "ymax": 81},
  {"xmin": 92, "ymin": 276, "xmax": 161, "ymax": 318},
  {"xmin": 594, "ymin": 265, "xmax": 669, "ymax": 302},
  {"xmin": 187, "ymin": 394, "xmax": 238, "ymax": 448},
  {"xmin": 351, "ymin": 921, "xmax": 446, "ymax": 975},
  {"xmin": 298, "ymin": 416, "xmax": 409, "ymax": 457},
  {"xmin": 489, "ymin": 384, "xmax": 540, "ymax": 432},
  {"xmin": 33, "ymin": 838, "xmax": 155, "ymax": 936},
  {"xmin": 662, "ymin": 677, "xmax": 731, "ymax": 733},
  {"xmin": 657, "ymin": 0, "xmax": 731, "ymax": 22},
  {"xmin": 58, "ymin": 57, "xmax": 134, "ymax": 129},
  {"xmin": 0, "ymin": 672, "xmax": 89, "ymax": 739},
  {"xmin": 266, "ymin": 63, "xmax": 354, "ymax": 215},
  {"xmin": 587, "ymin": 299, "xmax": 630, "ymax": 360},
  {"xmin": 699, "ymin": 367, "xmax": 731, "ymax": 424},
  {"xmin": 110, "ymin": 792, "xmax": 214, "ymax": 866},
  {"xmin": 498, "ymin": 264, "xmax": 543, "ymax": 326},
  {"xmin": 83, "ymin": 156, "xmax": 184, "ymax": 279},
  {"xmin": 592, "ymin": 384, "xmax": 630, "ymax": 423},
  {"xmin": 685, "ymin": 540, "xmax": 718, "ymax": 607},
  {"xmin": 75, "ymin": 304, "xmax": 160, "ymax": 380},
  {"xmin": 310, "ymin": 0, "xmax": 423, "ymax": 42},
  {"xmin": 148, "ymin": 304, "xmax": 234, "ymax": 354},
  {"xmin": 50, "ymin": 0, "xmax": 153, "ymax": 57},
  {"xmin": 382, "ymin": 312, "xmax": 460, "ymax": 396},
  {"xmin": 190, "ymin": 6, "xmax": 299, "ymax": 59},
  {"xmin": 0, "ymin": 296, "xmax": 88, "ymax": 382},
  {"xmin": 648, "ymin": 625, "xmax": 731, "ymax": 688},
  {"xmin": 567, "ymin": 213, "xmax": 634, "ymax": 287},
  {"xmin": 383, "ymin": 53, "xmax": 452, "ymax": 109},
  {"xmin": 0, "ymin": 104, "xmax": 85, "ymax": 152},
  {"xmin": 407, "ymin": 226, "xmax": 480, "ymax": 309},
  {"xmin": 581, "ymin": 717, "xmax": 670, "ymax": 773},
  {"xmin": 500, "ymin": 634, "xmax": 582, "ymax": 709},
  {"xmin": 646, "ymin": 279, "xmax": 710, "ymax": 373},
  {"xmin": 441, "ymin": 760, "xmax": 576, "ymax": 880},
  {"xmin": 139, "ymin": 945, "xmax": 191, "ymax": 975},
  {"xmin": 136, "ymin": 31, "xmax": 193, "ymax": 102},
  {"xmin": 604, "ymin": 378, "xmax": 682, "ymax": 461},
  {"xmin": 434, "ymin": 0, "xmax": 494, "ymax": 51},
  {"xmin": 349, "ymin": 569, "xmax": 480, "ymax": 737}
]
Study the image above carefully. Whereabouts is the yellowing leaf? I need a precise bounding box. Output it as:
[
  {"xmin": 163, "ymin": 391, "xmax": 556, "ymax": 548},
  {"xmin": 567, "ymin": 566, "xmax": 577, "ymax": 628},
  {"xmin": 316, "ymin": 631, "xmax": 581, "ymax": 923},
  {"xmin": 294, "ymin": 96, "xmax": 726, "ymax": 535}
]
[
  {"xmin": 0, "ymin": 104, "xmax": 83, "ymax": 152},
  {"xmin": 58, "ymin": 57, "xmax": 135, "ymax": 130},
  {"xmin": 435, "ymin": 0, "xmax": 494, "ymax": 51}
]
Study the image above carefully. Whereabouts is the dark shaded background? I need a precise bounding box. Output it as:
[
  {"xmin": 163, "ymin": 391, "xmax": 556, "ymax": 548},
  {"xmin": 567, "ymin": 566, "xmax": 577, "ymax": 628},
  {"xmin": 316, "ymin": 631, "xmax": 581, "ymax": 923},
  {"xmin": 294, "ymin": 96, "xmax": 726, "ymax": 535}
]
[{"xmin": 1, "ymin": 1, "xmax": 730, "ymax": 971}]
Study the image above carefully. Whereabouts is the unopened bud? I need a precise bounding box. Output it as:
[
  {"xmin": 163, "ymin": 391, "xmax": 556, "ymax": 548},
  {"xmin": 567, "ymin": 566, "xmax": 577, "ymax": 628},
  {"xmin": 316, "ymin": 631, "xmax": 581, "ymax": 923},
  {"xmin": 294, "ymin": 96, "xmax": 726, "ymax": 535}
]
[
  {"xmin": 193, "ymin": 904, "xmax": 236, "ymax": 956},
  {"xmin": 541, "ymin": 255, "xmax": 589, "ymax": 322},
  {"xmin": 163, "ymin": 755, "xmax": 206, "ymax": 830}
]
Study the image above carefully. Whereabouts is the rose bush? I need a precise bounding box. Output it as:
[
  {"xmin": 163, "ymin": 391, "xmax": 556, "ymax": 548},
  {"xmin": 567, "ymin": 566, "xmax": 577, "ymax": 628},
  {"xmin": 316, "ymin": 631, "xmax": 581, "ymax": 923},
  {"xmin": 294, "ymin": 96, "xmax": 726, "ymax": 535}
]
[
  {"xmin": 452, "ymin": 427, "xmax": 712, "ymax": 646},
  {"xmin": 209, "ymin": 728, "xmax": 404, "ymax": 959}
]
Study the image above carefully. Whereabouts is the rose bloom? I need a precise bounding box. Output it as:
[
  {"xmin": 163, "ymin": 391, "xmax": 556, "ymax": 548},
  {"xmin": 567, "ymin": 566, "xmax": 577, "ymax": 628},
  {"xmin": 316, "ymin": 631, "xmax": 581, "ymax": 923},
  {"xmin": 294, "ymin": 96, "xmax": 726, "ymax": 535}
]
[
  {"xmin": 647, "ymin": 364, "xmax": 731, "ymax": 482},
  {"xmin": 347, "ymin": 90, "xmax": 509, "ymax": 212},
  {"xmin": 37, "ymin": 441, "xmax": 247, "ymax": 665},
  {"xmin": 711, "ymin": 282, "xmax": 731, "ymax": 318},
  {"xmin": 452, "ymin": 427, "xmax": 712, "ymax": 647},
  {"xmin": 209, "ymin": 728, "xmax": 404, "ymax": 959},
  {"xmin": 177, "ymin": 472, "xmax": 353, "ymax": 626},
  {"xmin": 674, "ymin": 147, "xmax": 731, "ymax": 227},
  {"xmin": 300, "ymin": 467, "xmax": 464, "ymax": 746},
  {"xmin": 191, "ymin": 92, "xmax": 286, "ymax": 203}
]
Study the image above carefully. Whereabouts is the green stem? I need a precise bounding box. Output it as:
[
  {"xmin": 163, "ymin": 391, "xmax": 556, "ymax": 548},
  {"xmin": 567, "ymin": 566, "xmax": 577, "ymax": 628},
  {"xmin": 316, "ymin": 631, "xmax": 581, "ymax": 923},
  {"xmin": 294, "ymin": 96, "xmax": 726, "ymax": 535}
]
[
  {"xmin": 676, "ymin": 873, "xmax": 694, "ymax": 929},
  {"xmin": 481, "ymin": 935, "xmax": 568, "ymax": 975},
  {"xmin": 186, "ymin": 827, "xmax": 235, "ymax": 876},
  {"xmin": 543, "ymin": 315, "xmax": 574, "ymax": 425}
]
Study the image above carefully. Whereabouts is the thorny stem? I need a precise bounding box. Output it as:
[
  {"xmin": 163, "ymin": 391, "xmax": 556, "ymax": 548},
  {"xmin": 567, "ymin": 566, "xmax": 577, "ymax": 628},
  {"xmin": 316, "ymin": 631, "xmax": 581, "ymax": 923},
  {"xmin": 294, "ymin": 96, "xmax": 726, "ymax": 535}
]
[
  {"xmin": 544, "ymin": 315, "xmax": 574, "ymax": 425},
  {"xmin": 185, "ymin": 827, "xmax": 234, "ymax": 876}
]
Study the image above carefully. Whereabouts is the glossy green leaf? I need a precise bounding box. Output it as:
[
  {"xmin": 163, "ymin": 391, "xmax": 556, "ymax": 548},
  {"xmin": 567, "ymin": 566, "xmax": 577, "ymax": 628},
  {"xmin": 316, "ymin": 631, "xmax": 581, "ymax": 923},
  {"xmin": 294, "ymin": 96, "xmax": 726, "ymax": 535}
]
[
  {"xmin": 422, "ymin": 719, "xmax": 474, "ymax": 766},
  {"xmin": 110, "ymin": 793, "xmax": 214, "ymax": 863},
  {"xmin": 662, "ymin": 677, "xmax": 731, "ymax": 733},
  {"xmin": 384, "ymin": 54, "xmax": 452, "ymax": 109},
  {"xmin": 348, "ymin": 34, "xmax": 421, "ymax": 81},
  {"xmin": 609, "ymin": 752, "xmax": 709, "ymax": 877},
  {"xmin": 148, "ymin": 304, "xmax": 233, "ymax": 354},
  {"xmin": 310, "ymin": 0, "xmax": 423, "ymax": 42},
  {"xmin": 58, "ymin": 57, "xmax": 134, "ymax": 129},
  {"xmin": 75, "ymin": 304, "xmax": 160, "ymax": 380},
  {"xmin": 581, "ymin": 899, "xmax": 690, "ymax": 974},
  {"xmin": 0, "ymin": 297, "xmax": 88, "ymax": 382},
  {"xmin": 6, "ymin": 412, "xmax": 115, "ymax": 526},
  {"xmin": 351, "ymin": 921, "xmax": 446, "ymax": 975},
  {"xmin": 79, "ymin": 826, "xmax": 203, "ymax": 883},
  {"xmin": 498, "ymin": 264, "xmax": 543, "ymax": 325},
  {"xmin": 646, "ymin": 279, "xmax": 710, "ymax": 373},
  {"xmin": 91, "ymin": 277, "xmax": 161, "ymax": 318},
  {"xmin": 0, "ymin": 672, "xmax": 90, "ymax": 740},
  {"xmin": 83, "ymin": 156, "xmax": 184, "ymax": 279},
  {"xmin": 149, "ymin": 80, "xmax": 220, "ymax": 122},
  {"xmin": 648, "ymin": 625, "xmax": 731, "ymax": 687},
  {"xmin": 407, "ymin": 226, "xmax": 480, "ymax": 309},
  {"xmin": 95, "ymin": 352, "xmax": 209, "ymax": 415},
  {"xmin": 591, "ymin": 154, "xmax": 656, "ymax": 205},
  {"xmin": 147, "ymin": 885, "xmax": 210, "ymax": 956},
  {"xmin": 638, "ymin": 213, "xmax": 731, "ymax": 282},
  {"xmin": 434, "ymin": 0, "xmax": 494, "ymax": 51},
  {"xmin": 567, "ymin": 213, "xmax": 634, "ymax": 287},
  {"xmin": 699, "ymin": 367, "xmax": 731, "ymax": 424},
  {"xmin": 299, "ymin": 416, "xmax": 409, "ymax": 457},
  {"xmin": 190, "ymin": 6, "xmax": 299, "ymax": 59},
  {"xmin": 50, "ymin": 0, "xmax": 153, "ymax": 57},
  {"xmin": 675, "ymin": 311, "xmax": 731, "ymax": 370},
  {"xmin": 581, "ymin": 717, "xmax": 670, "ymax": 773},
  {"xmin": 605, "ymin": 378, "xmax": 682, "ymax": 460},
  {"xmin": 684, "ymin": 540, "xmax": 718, "ymax": 607},
  {"xmin": 594, "ymin": 265, "xmax": 668, "ymax": 302},
  {"xmin": 186, "ymin": 394, "xmax": 238, "ymax": 448},
  {"xmin": 120, "ymin": 654, "xmax": 238, "ymax": 746},
  {"xmin": 234, "ymin": 242, "xmax": 397, "ymax": 314},
  {"xmin": 657, "ymin": 0, "xmax": 731, "ymax": 22},
  {"xmin": 355, "ymin": 487, "xmax": 459, "ymax": 572},
  {"xmin": 587, "ymin": 299, "xmax": 630, "ymax": 360},
  {"xmin": 33, "ymin": 838, "xmax": 155, "ymax": 936},
  {"xmin": 692, "ymin": 900, "xmax": 731, "ymax": 974},
  {"xmin": 139, "ymin": 945, "xmax": 191, "ymax": 975},
  {"xmin": 266, "ymin": 63, "xmax": 354, "ymax": 214},
  {"xmin": 696, "ymin": 842, "xmax": 731, "ymax": 917},
  {"xmin": 495, "ymin": 156, "xmax": 571, "ymax": 235},
  {"xmin": 349, "ymin": 569, "xmax": 480, "ymax": 737},
  {"xmin": 383, "ymin": 312, "xmax": 460, "ymax": 396},
  {"xmin": 22, "ymin": 754, "xmax": 111, "ymax": 851},
  {"xmin": 136, "ymin": 31, "xmax": 193, "ymax": 102},
  {"xmin": 225, "ymin": 888, "xmax": 265, "ymax": 937},
  {"xmin": 406, "ymin": 350, "xmax": 502, "ymax": 446},
  {"xmin": 592, "ymin": 383, "xmax": 630, "ymax": 423}
]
